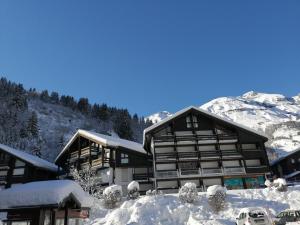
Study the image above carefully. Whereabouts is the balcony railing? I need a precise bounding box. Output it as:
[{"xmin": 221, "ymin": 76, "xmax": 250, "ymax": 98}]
[
  {"xmin": 80, "ymin": 148, "xmax": 90, "ymax": 158},
  {"xmin": 156, "ymin": 170, "xmax": 178, "ymax": 178},
  {"xmin": 246, "ymin": 165, "xmax": 269, "ymax": 173},
  {"xmin": 133, "ymin": 173, "xmax": 153, "ymax": 180},
  {"xmin": 202, "ymin": 168, "xmax": 223, "ymax": 176},
  {"xmin": 91, "ymin": 158, "xmax": 102, "ymax": 168},
  {"xmin": 177, "ymin": 152, "xmax": 198, "ymax": 159},
  {"xmin": 223, "ymin": 166, "xmax": 246, "ymax": 175},
  {"xmin": 179, "ymin": 169, "xmax": 200, "ymax": 177},
  {"xmin": 154, "ymin": 133, "xmax": 238, "ymax": 145}
]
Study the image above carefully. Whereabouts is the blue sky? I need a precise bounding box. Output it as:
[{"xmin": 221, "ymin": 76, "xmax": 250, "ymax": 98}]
[{"xmin": 1, "ymin": 1, "xmax": 300, "ymax": 116}]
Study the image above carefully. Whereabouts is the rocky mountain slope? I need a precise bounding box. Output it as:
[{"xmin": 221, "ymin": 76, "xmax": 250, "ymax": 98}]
[{"xmin": 146, "ymin": 91, "xmax": 300, "ymax": 161}]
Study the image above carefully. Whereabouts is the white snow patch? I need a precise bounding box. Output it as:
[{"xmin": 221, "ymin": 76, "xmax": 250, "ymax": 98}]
[{"xmin": 0, "ymin": 180, "xmax": 93, "ymax": 209}]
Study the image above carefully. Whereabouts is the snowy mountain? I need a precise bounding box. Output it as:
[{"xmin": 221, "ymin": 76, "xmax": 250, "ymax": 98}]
[
  {"xmin": 145, "ymin": 111, "xmax": 172, "ymax": 123},
  {"xmin": 147, "ymin": 91, "xmax": 300, "ymax": 161}
]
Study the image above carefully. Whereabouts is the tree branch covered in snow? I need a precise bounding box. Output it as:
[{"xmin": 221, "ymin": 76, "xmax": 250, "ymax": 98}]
[{"xmin": 69, "ymin": 167, "xmax": 103, "ymax": 199}]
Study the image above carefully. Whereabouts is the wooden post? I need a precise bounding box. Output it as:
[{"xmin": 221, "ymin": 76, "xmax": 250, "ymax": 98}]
[{"xmin": 64, "ymin": 207, "xmax": 68, "ymax": 225}]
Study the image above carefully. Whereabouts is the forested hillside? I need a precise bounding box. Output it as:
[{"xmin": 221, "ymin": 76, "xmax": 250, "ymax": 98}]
[{"xmin": 0, "ymin": 77, "xmax": 152, "ymax": 161}]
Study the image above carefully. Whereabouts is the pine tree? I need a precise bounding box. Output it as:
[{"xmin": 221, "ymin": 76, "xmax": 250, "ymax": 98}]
[
  {"xmin": 27, "ymin": 112, "xmax": 39, "ymax": 137},
  {"xmin": 50, "ymin": 92, "xmax": 59, "ymax": 104},
  {"xmin": 40, "ymin": 90, "xmax": 50, "ymax": 102},
  {"xmin": 77, "ymin": 98, "xmax": 90, "ymax": 114},
  {"xmin": 113, "ymin": 110, "xmax": 133, "ymax": 140}
]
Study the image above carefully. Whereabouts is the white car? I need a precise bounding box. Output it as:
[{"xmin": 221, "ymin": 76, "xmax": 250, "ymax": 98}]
[{"xmin": 236, "ymin": 207, "xmax": 272, "ymax": 225}]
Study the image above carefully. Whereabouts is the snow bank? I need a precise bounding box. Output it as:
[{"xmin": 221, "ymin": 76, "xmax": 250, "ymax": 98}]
[
  {"xmin": 0, "ymin": 180, "xmax": 93, "ymax": 209},
  {"xmin": 86, "ymin": 186, "xmax": 300, "ymax": 225}
]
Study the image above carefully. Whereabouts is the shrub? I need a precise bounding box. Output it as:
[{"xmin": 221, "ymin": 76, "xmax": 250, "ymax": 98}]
[
  {"xmin": 127, "ymin": 181, "xmax": 140, "ymax": 200},
  {"xmin": 264, "ymin": 179, "xmax": 273, "ymax": 188},
  {"xmin": 206, "ymin": 185, "xmax": 226, "ymax": 213},
  {"xmin": 273, "ymin": 178, "xmax": 288, "ymax": 192},
  {"xmin": 178, "ymin": 182, "xmax": 198, "ymax": 203},
  {"xmin": 103, "ymin": 185, "xmax": 123, "ymax": 208}
]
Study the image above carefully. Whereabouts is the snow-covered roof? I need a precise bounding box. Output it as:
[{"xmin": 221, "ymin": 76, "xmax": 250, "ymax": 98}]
[
  {"xmin": 0, "ymin": 143, "xmax": 58, "ymax": 172},
  {"xmin": 0, "ymin": 180, "xmax": 93, "ymax": 210},
  {"xmin": 270, "ymin": 147, "xmax": 300, "ymax": 165},
  {"xmin": 56, "ymin": 129, "xmax": 146, "ymax": 162},
  {"xmin": 285, "ymin": 171, "xmax": 300, "ymax": 179},
  {"xmin": 143, "ymin": 106, "xmax": 268, "ymax": 145}
]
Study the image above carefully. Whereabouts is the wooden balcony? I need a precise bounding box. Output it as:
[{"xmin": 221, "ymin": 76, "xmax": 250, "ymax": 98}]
[
  {"xmin": 178, "ymin": 152, "xmax": 198, "ymax": 159},
  {"xmin": 70, "ymin": 151, "xmax": 79, "ymax": 161},
  {"xmin": 156, "ymin": 170, "xmax": 178, "ymax": 179},
  {"xmin": 246, "ymin": 165, "xmax": 269, "ymax": 174},
  {"xmin": 80, "ymin": 161, "xmax": 90, "ymax": 170},
  {"xmin": 201, "ymin": 168, "xmax": 223, "ymax": 176},
  {"xmin": 179, "ymin": 168, "xmax": 200, "ymax": 177},
  {"xmin": 223, "ymin": 166, "xmax": 246, "ymax": 175},
  {"xmin": 80, "ymin": 148, "xmax": 90, "ymax": 158},
  {"xmin": 133, "ymin": 173, "xmax": 153, "ymax": 181},
  {"xmin": 154, "ymin": 133, "xmax": 238, "ymax": 146},
  {"xmin": 91, "ymin": 158, "xmax": 102, "ymax": 168}
]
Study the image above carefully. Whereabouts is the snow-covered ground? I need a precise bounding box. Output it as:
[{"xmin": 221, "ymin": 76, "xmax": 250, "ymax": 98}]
[
  {"xmin": 85, "ymin": 186, "xmax": 300, "ymax": 225},
  {"xmin": 146, "ymin": 91, "xmax": 300, "ymax": 162}
]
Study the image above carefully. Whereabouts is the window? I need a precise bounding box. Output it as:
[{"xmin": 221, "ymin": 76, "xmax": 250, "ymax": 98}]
[
  {"xmin": 11, "ymin": 221, "xmax": 31, "ymax": 225},
  {"xmin": 15, "ymin": 160, "xmax": 26, "ymax": 167},
  {"xmin": 121, "ymin": 153, "xmax": 129, "ymax": 164},
  {"xmin": 186, "ymin": 116, "xmax": 192, "ymax": 128},
  {"xmin": 186, "ymin": 115, "xmax": 198, "ymax": 128},
  {"xmin": 0, "ymin": 170, "xmax": 8, "ymax": 176},
  {"xmin": 13, "ymin": 168, "xmax": 25, "ymax": 176},
  {"xmin": 291, "ymin": 158, "xmax": 295, "ymax": 164}
]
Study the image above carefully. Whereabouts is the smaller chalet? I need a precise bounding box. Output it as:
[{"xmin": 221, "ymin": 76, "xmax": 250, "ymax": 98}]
[
  {"xmin": 55, "ymin": 130, "xmax": 153, "ymax": 193},
  {"xmin": 271, "ymin": 147, "xmax": 300, "ymax": 183},
  {"xmin": 0, "ymin": 143, "xmax": 58, "ymax": 189},
  {"xmin": 0, "ymin": 180, "xmax": 93, "ymax": 225}
]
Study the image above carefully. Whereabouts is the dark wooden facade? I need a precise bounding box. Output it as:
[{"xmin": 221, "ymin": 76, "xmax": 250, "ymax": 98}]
[
  {"xmin": 144, "ymin": 106, "xmax": 270, "ymax": 192},
  {"xmin": 55, "ymin": 130, "xmax": 153, "ymax": 192},
  {"xmin": 0, "ymin": 145, "xmax": 57, "ymax": 189},
  {"xmin": 271, "ymin": 148, "xmax": 300, "ymax": 183}
]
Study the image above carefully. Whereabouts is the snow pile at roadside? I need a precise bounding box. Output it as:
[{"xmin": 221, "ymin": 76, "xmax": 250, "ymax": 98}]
[{"xmin": 86, "ymin": 186, "xmax": 300, "ymax": 225}]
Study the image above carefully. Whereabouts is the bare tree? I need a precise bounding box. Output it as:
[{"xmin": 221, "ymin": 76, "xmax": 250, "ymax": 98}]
[{"xmin": 69, "ymin": 167, "xmax": 103, "ymax": 198}]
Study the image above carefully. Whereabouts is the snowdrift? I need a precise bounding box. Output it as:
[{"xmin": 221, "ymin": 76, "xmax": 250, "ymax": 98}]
[{"xmin": 86, "ymin": 186, "xmax": 300, "ymax": 225}]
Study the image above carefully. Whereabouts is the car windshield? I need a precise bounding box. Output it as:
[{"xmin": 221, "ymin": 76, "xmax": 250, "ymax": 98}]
[{"xmin": 249, "ymin": 211, "xmax": 265, "ymax": 218}]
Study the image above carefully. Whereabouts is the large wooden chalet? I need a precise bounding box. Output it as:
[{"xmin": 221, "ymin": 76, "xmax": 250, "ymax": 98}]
[
  {"xmin": 143, "ymin": 106, "xmax": 270, "ymax": 192},
  {"xmin": 0, "ymin": 143, "xmax": 58, "ymax": 190},
  {"xmin": 271, "ymin": 147, "xmax": 300, "ymax": 183},
  {"xmin": 55, "ymin": 129, "xmax": 153, "ymax": 193}
]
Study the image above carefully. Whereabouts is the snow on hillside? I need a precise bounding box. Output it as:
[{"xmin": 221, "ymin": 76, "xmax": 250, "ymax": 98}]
[
  {"xmin": 28, "ymin": 99, "xmax": 113, "ymax": 161},
  {"xmin": 86, "ymin": 186, "xmax": 300, "ymax": 225},
  {"xmin": 146, "ymin": 91, "xmax": 300, "ymax": 161}
]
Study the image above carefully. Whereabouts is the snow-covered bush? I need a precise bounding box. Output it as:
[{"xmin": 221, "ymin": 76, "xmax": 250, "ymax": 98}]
[
  {"xmin": 264, "ymin": 179, "xmax": 273, "ymax": 188},
  {"xmin": 273, "ymin": 178, "xmax": 288, "ymax": 192},
  {"xmin": 206, "ymin": 185, "xmax": 227, "ymax": 213},
  {"xmin": 103, "ymin": 185, "xmax": 123, "ymax": 208},
  {"xmin": 146, "ymin": 189, "xmax": 163, "ymax": 196},
  {"xmin": 69, "ymin": 167, "xmax": 102, "ymax": 199},
  {"xmin": 127, "ymin": 181, "xmax": 140, "ymax": 200},
  {"xmin": 178, "ymin": 182, "xmax": 198, "ymax": 203}
]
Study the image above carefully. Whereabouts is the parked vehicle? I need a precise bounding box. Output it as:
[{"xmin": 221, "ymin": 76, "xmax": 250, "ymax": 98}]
[
  {"xmin": 236, "ymin": 207, "xmax": 272, "ymax": 225},
  {"xmin": 272, "ymin": 209, "xmax": 300, "ymax": 224}
]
